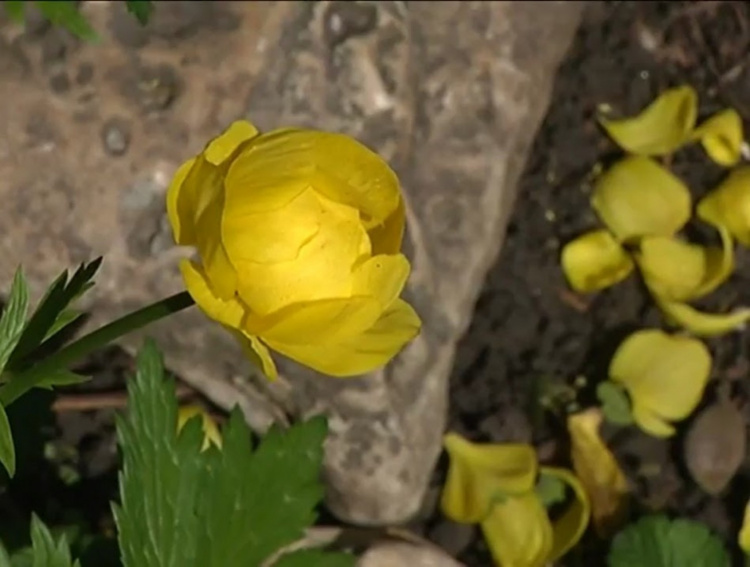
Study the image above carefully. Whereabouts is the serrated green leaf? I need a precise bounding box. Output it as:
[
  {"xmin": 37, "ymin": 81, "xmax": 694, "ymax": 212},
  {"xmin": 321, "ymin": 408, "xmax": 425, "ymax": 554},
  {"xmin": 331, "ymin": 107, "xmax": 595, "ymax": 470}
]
[
  {"xmin": 597, "ymin": 381, "xmax": 634, "ymax": 426},
  {"xmin": 197, "ymin": 411, "xmax": 328, "ymax": 567},
  {"xmin": 0, "ymin": 402, "xmax": 15, "ymax": 477},
  {"xmin": 8, "ymin": 259, "xmax": 101, "ymax": 371},
  {"xmin": 41, "ymin": 310, "xmax": 84, "ymax": 344},
  {"xmin": 4, "ymin": 1, "xmax": 24, "ymax": 23},
  {"xmin": 114, "ymin": 339, "xmax": 331, "ymax": 567},
  {"xmin": 272, "ymin": 549, "xmax": 355, "ymax": 567},
  {"xmin": 0, "ymin": 268, "xmax": 29, "ymax": 375},
  {"xmin": 535, "ymin": 472, "xmax": 567, "ymax": 508},
  {"xmin": 125, "ymin": 0, "xmax": 153, "ymax": 25},
  {"xmin": 35, "ymin": 1, "xmax": 98, "ymax": 42},
  {"xmin": 24, "ymin": 514, "xmax": 81, "ymax": 567},
  {"xmin": 113, "ymin": 339, "xmax": 208, "ymax": 567},
  {"xmin": 608, "ymin": 515, "xmax": 730, "ymax": 567},
  {"xmin": 35, "ymin": 370, "xmax": 88, "ymax": 390}
]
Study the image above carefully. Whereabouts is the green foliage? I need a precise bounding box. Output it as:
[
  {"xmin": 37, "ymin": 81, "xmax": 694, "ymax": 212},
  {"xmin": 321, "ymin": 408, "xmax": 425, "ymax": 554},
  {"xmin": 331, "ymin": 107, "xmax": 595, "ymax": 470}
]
[
  {"xmin": 534, "ymin": 472, "xmax": 567, "ymax": 508},
  {"xmin": 608, "ymin": 515, "xmax": 730, "ymax": 567},
  {"xmin": 2, "ymin": 515, "xmax": 80, "ymax": 567},
  {"xmin": 0, "ymin": 269, "xmax": 30, "ymax": 375},
  {"xmin": 597, "ymin": 381, "xmax": 634, "ymax": 426},
  {"xmin": 125, "ymin": 1, "xmax": 153, "ymax": 25},
  {"xmin": 114, "ymin": 340, "xmax": 354, "ymax": 567}
]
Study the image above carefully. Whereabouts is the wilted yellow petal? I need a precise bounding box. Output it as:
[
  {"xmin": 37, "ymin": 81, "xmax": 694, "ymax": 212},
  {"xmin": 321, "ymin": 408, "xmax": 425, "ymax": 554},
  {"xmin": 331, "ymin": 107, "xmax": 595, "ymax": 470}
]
[
  {"xmin": 177, "ymin": 405, "xmax": 223, "ymax": 451},
  {"xmin": 480, "ymin": 493, "xmax": 553, "ymax": 567},
  {"xmin": 631, "ymin": 402, "xmax": 676, "ymax": 438},
  {"xmin": 441, "ymin": 433, "xmax": 538, "ymax": 524},
  {"xmin": 697, "ymin": 167, "xmax": 750, "ymax": 246},
  {"xmin": 692, "ymin": 108, "xmax": 743, "ymax": 167},
  {"xmin": 542, "ymin": 466, "xmax": 591, "ymax": 562},
  {"xmin": 599, "ymin": 85, "xmax": 697, "ymax": 156},
  {"xmin": 636, "ymin": 237, "xmax": 706, "ymax": 302},
  {"xmin": 739, "ymin": 500, "xmax": 750, "ymax": 553},
  {"xmin": 234, "ymin": 332, "xmax": 278, "ymax": 380},
  {"xmin": 568, "ymin": 409, "xmax": 629, "ymax": 537},
  {"xmin": 592, "ymin": 157, "xmax": 691, "ymax": 242},
  {"xmin": 264, "ymin": 299, "xmax": 420, "ymax": 377},
  {"xmin": 657, "ymin": 300, "xmax": 750, "ymax": 337},
  {"xmin": 609, "ymin": 329, "xmax": 711, "ymax": 438},
  {"xmin": 561, "ymin": 230, "xmax": 634, "ymax": 293}
]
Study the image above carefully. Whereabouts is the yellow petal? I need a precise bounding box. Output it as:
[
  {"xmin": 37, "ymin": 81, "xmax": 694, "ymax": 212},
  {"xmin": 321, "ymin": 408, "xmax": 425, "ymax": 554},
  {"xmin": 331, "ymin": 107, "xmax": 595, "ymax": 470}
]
[
  {"xmin": 568, "ymin": 409, "xmax": 629, "ymax": 537},
  {"xmin": 739, "ymin": 500, "xmax": 750, "ymax": 553},
  {"xmin": 225, "ymin": 128, "xmax": 401, "ymax": 227},
  {"xmin": 229, "ymin": 191, "xmax": 369, "ymax": 315},
  {"xmin": 263, "ymin": 299, "xmax": 420, "ymax": 377},
  {"xmin": 631, "ymin": 402, "xmax": 676, "ymax": 438},
  {"xmin": 592, "ymin": 156, "xmax": 691, "ymax": 242},
  {"xmin": 440, "ymin": 433, "xmax": 538, "ymax": 524},
  {"xmin": 542, "ymin": 466, "xmax": 591, "ymax": 562},
  {"xmin": 609, "ymin": 329, "xmax": 711, "ymax": 437},
  {"xmin": 180, "ymin": 259, "xmax": 246, "ymax": 329},
  {"xmin": 636, "ymin": 236, "xmax": 721, "ymax": 302},
  {"xmin": 692, "ymin": 108, "xmax": 743, "ymax": 167},
  {"xmin": 697, "ymin": 167, "xmax": 750, "ymax": 246},
  {"xmin": 203, "ymin": 120, "xmax": 260, "ymax": 166},
  {"xmin": 657, "ymin": 299, "xmax": 750, "ymax": 337},
  {"xmin": 233, "ymin": 331, "xmax": 278, "ymax": 381},
  {"xmin": 692, "ymin": 222, "xmax": 734, "ymax": 298},
  {"xmin": 480, "ymin": 493, "xmax": 553, "ymax": 567},
  {"xmin": 561, "ymin": 229, "xmax": 634, "ymax": 293},
  {"xmin": 166, "ymin": 157, "xmax": 197, "ymax": 246},
  {"xmin": 352, "ymin": 253, "xmax": 410, "ymax": 310},
  {"xmin": 368, "ymin": 196, "xmax": 405, "ymax": 255},
  {"xmin": 177, "ymin": 405, "xmax": 223, "ymax": 451},
  {"xmin": 599, "ymin": 85, "xmax": 698, "ymax": 155}
]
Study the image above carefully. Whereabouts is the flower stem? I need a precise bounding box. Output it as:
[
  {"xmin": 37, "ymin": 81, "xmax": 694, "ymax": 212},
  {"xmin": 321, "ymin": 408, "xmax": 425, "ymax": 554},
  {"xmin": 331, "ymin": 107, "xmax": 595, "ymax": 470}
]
[{"xmin": 0, "ymin": 291, "xmax": 194, "ymax": 406}]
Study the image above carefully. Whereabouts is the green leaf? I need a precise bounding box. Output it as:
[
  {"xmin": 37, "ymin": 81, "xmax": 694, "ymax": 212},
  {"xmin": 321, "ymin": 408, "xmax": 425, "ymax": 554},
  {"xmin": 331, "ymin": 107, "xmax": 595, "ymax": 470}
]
[
  {"xmin": 41, "ymin": 310, "xmax": 84, "ymax": 344},
  {"xmin": 114, "ymin": 339, "xmax": 333, "ymax": 567},
  {"xmin": 35, "ymin": 370, "xmax": 88, "ymax": 390},
  {"xmin": 35, "ymin": 1, "xmax": 98, "ymax": 42},
  {"xmin": 0, "ymin": 268, "xmax": 30, "ymax": 375},
  {"xmin": 4, "ymin": 1, "xmax": 24, "ymax": 23},
  {"xmin": 8, "ymin": 258, "xmax": 101, "ymax": 371},
  {"xmin": 0, "ymin": 402, "xmax": 15, "ymax": 477},
  {"xmin": 597, "ymin": 381, "xmax": 634, "ymax": 426},
  {"xmin": 9, "ymin": 514, "xmax": 81, "ymax": 567},
  {"xmin": 608, "ymin": 515, "xmax": 730, "ymax": 567},
  {"xmin": 125, "ymin": 0, "xmax": 153, "ymax": 25},
  {"xmin": 0, "ymin": 541, "xmax": 10, "ymax": 567},
  {"xmin": 535, "ymin": 472, "xmax": 567, "ymax": 508},
  {"xmin": 272, "ymin": 550, "xmax": 355, "ymax": 567}
]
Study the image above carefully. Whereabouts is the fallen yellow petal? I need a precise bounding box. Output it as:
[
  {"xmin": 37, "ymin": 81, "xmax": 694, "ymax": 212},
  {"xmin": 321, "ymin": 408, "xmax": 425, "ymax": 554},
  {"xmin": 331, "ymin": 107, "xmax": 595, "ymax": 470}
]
[
  {"xmin": 631, "ymin": 402, "xmax": 677, "ymax": 438},
  {"xmin": 542, "ymin": 466, "xmax": 591, "ymax": 562},
  {"xmin": 697, "ymin": 167, "xmax": 750, "ymax": 246},
  {"xmin": 609, "ymin": 329, "xmax": 711, "ymax": 438},
  {"xmin": 599, "ymin": 85, "xmax": 698, "ymax": 156},
  {"xmin": 739, "ymin": 500, "xmax": 750, "ymax": 554},
  {"xmin": 480, "ymin": 492, "xmax": 553, "ymax": 567},
  {"xmin": 561, "ymin": 229, "xmax": 634, "ymax": 293},
  {"xmin": 692, "ymin": 108, "xmax": 744, "ymax": 167},
  {"xmin": 657, "ymin": 300, "xmax": 750, "ymax": 337},
  {"xmin": 441, "ymin": 433, "xmax": 538, "ymax": 524},
  {"xmin": 177, "ymin": 405, "xmax": 223, "ymax": 451},
  {"xmin": 568, "ymin": 409, "xmax": 629, "ymax": 537},
  {"xmin": 635, "ymin": 236, "xmax": 708, "ymax": 302},
  {"xmin": 592, "ymin": 156, "xmax": 691, "ymax": 242}
]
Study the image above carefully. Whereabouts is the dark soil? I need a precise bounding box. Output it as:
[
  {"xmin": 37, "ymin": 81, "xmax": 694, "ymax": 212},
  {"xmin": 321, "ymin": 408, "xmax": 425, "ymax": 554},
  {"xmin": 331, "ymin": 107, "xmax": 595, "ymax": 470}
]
[
  {"xmin": 434, "ymin": 1, "xmax": 750, "ymax": 565},
  {"xmin": 6, "ymin": 1, "xmax": 750, "ymax": 566}
]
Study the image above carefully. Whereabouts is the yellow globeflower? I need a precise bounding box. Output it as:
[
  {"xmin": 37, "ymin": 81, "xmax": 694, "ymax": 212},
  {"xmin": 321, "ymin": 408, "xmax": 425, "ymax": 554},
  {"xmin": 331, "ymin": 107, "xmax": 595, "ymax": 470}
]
[
  {"xmin": 608, "ymin": 329, "xmax": 711, "ymax": 438},
  {"xmin": 167, "ymin": 120, "xmax": 421, "ymax": 379}
]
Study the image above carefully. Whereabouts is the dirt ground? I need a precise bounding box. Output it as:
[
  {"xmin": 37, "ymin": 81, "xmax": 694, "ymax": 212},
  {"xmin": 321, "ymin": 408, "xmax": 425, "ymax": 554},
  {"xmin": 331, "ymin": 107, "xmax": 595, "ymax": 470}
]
[{"xmin": 5, "ymin": 1, "xmax": 750, "ymax": 565}]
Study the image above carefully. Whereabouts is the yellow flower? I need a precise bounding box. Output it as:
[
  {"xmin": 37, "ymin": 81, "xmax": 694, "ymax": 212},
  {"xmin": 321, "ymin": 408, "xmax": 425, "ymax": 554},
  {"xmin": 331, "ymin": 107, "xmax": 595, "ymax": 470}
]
[
  {"xmin": 177, "ymin": 405, "xmax": 222, "ymax": 451},
  {"xmin": 739, "ymin": 500, "xmax": 750, "ymax": 554},
  {"xmin": 568, "ymin": 408, "xmax": 629, "ymax": 537},
  {"xmin": 441, "ymin": 434, "xmax": 590, "ymax": 567},
  {"xmin": 608, "ymin": 329, "xmax": 711, "ymax": 438},
  {"xmin": 598, "ymin": 85, "xmax": 698, "ymax": 156},
  {"xmin": 167, "ymin": 120, "xmax": 421, "ymax": 379}
]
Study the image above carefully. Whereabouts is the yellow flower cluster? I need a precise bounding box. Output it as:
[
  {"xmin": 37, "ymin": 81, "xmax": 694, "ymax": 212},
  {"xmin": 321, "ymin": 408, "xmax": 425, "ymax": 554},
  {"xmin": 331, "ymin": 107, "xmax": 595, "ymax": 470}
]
[{"xmin": 166, "ymin": 120, "xmax": 421, "ymax": 380}]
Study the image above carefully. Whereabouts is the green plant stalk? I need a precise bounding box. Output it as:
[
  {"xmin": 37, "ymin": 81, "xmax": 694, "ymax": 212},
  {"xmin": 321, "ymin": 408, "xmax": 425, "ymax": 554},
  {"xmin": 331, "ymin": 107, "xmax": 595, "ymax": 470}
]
[{"xmin": 0, "ymin": 291, "xmax": 194, "ymax": 406}]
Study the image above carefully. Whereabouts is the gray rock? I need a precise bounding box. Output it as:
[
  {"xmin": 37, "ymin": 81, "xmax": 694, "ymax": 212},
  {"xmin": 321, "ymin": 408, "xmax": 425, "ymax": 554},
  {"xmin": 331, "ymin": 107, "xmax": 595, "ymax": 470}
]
[
  {"xmin": 101, "ymin": 117, "xmax": 131, "ymax": 156},
  {"xmin": 0, "ymin": 1, "xmax": 582, "ymax": 526},
  {"xmin": 359, "ymin": 541, "xmax": 464, "ymax": 567}
]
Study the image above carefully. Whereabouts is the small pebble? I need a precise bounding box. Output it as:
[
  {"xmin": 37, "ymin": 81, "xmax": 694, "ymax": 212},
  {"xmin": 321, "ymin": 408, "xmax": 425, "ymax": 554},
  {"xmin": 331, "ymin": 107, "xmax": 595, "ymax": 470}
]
[{"xmin": 101, "ymin": 118, "xmax": 131, "ymax": 156}]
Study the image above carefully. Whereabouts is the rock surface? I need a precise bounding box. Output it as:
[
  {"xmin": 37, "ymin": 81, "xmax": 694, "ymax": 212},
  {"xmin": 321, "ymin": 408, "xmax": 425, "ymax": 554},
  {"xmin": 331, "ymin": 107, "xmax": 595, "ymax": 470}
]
[
  {"xmin": 358, "ymin": 541, "xmax": 464, "ymax": 567},
  {"xmin": 0, "ymin": 1, "xmax": 582, "ymax": 525}
]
